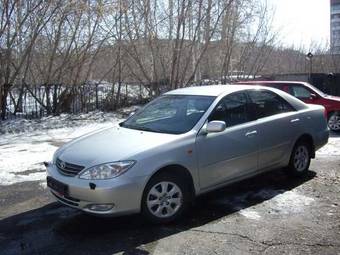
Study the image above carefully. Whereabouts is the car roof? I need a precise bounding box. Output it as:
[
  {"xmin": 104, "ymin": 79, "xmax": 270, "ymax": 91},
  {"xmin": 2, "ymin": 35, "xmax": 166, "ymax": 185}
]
[
  {"xmin": 238, "ymin": 80, "xmax": 325, "ymax": 95},
  {"xmin": 165, "ymin": 84, "xmax": 308, "ymax": 111},
  {"xmin": 239, "ymin": 80, "xmax": 308, "ymax": 86},
  {"xmin": 165, "ymin": 84, "xmax": 263, "ymax": 97}
]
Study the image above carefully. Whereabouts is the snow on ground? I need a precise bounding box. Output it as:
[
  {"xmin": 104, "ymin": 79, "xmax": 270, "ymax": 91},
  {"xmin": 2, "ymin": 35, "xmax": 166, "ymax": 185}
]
[
  {"xmin": 239, "ymin": 209, "xmax": 261, "ymax": 220},
  {"xmin": 0, "ymin": 111, "xmax": 126, "ymax": 185},
  {"xmin": 316, "ymin": 134, "xmax": 340, "ymax": 156},
  {"xmin": 238, "ymin": 190, "xmax": 315, "ymax": 220},
  {"xmin": 269, "ymin": 190, "xmax": 314, "ymax": 214},
  {"xmin": 220, "ymin": 188, "xmax": 315, "ymax": 220}
]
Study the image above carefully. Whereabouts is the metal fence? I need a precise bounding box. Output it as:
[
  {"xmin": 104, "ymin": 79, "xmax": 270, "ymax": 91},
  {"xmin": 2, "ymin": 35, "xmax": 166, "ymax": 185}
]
[{"xmin": 4, "ymin": 83, "xmax": 151, "ymax": 120}]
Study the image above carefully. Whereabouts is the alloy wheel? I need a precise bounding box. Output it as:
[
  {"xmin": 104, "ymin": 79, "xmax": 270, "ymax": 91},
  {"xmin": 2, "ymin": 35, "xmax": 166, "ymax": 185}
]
[
  {"xmin": 146, "ymin": 181, "xmax": 183, "ymax": 218},
  {"xmin": 328, "ymin": 114, "xmax": 340, "ymax": 131},
  {"xmin": 293, "ymin": 145, "xmax": 309, "ymax": 172}
]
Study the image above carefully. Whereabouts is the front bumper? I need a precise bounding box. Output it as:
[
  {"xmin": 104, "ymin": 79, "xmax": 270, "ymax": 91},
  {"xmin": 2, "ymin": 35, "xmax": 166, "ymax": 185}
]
[{"xmin": 46, "ymin": 164, "xmax": 148, "ymax": 216}]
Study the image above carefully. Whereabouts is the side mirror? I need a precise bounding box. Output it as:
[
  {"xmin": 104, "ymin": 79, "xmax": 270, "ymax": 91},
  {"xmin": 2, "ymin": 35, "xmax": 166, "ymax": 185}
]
[
  {"xmin": 310, "ymin": 93, "xmax": 318, "ymax": 100},
  {"xmin": 129, "ymin": 111, "xmax": 136, "ymax": 117},
  {"xmin": 206, "ymin": 121, "xmax": 226, "ymax": 133}
]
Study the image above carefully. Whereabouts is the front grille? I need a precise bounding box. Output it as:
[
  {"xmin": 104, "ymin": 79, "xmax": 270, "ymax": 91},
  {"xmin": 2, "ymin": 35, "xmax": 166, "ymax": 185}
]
[{"xmin": 56, "ymin": 158, "xmax": 85, "ymax": 177}]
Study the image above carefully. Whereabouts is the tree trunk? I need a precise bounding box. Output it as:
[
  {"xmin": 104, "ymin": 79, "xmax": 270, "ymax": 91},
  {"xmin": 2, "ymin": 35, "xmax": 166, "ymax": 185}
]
[{"xmin": 0, "ymin": 83, "xmax": 10, "ymax": 120}]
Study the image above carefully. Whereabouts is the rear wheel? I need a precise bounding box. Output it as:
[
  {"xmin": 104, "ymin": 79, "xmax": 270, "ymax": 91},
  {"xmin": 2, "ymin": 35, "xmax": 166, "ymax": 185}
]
[
  {"xmin": 328, "ymin": 112, "xmax": 340, "ymax": 132},
  {"xmin": 286, "ymin": 141, "xmax": 311, "ymax": 177},
  {"xmin": 142, "ymin": 172, "xmax": 191, "ymax": 224}
]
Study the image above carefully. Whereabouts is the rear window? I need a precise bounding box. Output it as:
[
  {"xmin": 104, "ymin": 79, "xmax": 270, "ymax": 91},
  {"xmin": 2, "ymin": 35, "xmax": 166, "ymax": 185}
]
[{"xmin": 247, "ymin": 90, "xmax": 295, "ymax": 119}]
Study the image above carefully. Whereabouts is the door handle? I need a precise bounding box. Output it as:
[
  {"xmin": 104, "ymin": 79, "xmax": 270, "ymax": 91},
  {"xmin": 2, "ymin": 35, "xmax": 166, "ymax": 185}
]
[
  {"xmin": 245, "ymin": 130, "xmax": 257, "ymax": 137},
  {"xmin": 290, "ymin": 118, "xmax": 300, "ymax": 123}
]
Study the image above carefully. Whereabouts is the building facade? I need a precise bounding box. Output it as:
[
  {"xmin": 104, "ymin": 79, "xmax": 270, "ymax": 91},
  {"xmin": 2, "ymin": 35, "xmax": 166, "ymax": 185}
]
[{"xmin": 331, "ymin": 0, "xmax": 340, "ymax": 54}]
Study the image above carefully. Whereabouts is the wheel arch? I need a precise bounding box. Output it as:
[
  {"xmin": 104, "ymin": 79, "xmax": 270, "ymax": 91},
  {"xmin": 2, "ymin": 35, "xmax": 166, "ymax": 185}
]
[
  {"xmin": 327, "ymin": 110, "xmax": 336, "ymax": 119},
  {"xmin": 142, "ymin": 164, "xmax": 196, "ymax": 202},
  {"xmin": 294, "ymin": 134, "xmax": 315, "ymax": 158}
]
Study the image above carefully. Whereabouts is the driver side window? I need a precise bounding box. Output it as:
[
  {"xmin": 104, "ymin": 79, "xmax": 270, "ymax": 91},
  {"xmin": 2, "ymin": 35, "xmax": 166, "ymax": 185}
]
[
  {"xmin": 290, "ymin": 86, "xmax": 312, "ymax": 99},
  {"xmin": 209, "ymin": 92, "xmax": 249, "ymax": 127}
]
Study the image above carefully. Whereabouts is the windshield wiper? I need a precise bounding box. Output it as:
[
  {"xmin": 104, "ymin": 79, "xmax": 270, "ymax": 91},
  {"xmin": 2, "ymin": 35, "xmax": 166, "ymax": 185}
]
[
  {"xmin": 121, "ymin": 123, "xmax": 168, "ymax": 133},
  {"xmin": 136, "ymin": 126, "xmax": 158, "ymax": 132}
]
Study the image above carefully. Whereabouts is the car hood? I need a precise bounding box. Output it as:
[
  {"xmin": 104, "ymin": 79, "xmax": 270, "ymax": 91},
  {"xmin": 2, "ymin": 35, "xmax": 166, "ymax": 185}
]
[
  {"xmin": 56, "ymin": 126, "xmax": 180, "ymax": 168},
  {"xmin": 325, "ymin": 95, "xmax": 340, "ymax": 102}
]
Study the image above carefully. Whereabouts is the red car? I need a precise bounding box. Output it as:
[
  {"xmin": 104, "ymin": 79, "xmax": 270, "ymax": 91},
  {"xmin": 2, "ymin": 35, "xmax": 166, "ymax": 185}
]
[{"xmin": 238, "ymin": 81, "xmax": 340, "ymax": 132}]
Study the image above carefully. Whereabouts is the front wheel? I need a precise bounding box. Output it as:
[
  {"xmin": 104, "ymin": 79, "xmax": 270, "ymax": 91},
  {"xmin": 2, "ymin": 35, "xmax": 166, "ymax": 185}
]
[
  {"xmin": 328, "ymin": 112, "xmax": 340, "ymax": 132},
  {"xmin": 286, "ymin": 141, "xmax": 311, "ymax": 177},
  {"xmin": 141, "ymin": 173, "xmax": 191, "ymax": 224}
]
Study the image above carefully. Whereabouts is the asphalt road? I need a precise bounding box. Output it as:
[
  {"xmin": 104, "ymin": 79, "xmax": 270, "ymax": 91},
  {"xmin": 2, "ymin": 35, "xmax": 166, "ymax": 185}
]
[{"xmin": 1, "ymin": 137, "xmax": 340, "ymax": 254}]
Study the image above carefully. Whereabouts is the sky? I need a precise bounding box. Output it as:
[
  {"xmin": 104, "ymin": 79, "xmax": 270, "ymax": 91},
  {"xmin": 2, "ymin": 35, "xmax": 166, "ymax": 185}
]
[{"xmin": 268, "ymin": 0, "xmax": 330, "ymax": 48}]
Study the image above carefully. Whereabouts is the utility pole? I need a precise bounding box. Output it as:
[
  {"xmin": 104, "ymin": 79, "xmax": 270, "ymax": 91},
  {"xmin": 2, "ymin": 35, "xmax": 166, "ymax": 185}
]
[{"xmin": 306, "ymin": 52, "xmax": 313, "ymax": 83}]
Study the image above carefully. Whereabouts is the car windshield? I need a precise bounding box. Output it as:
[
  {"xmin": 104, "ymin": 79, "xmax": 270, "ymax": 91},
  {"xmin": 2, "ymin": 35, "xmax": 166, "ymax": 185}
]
[
  {"xmin": 307, "ymin": 84, "xmax": 327, "ymax": 97},
  {"xmin": 120, "ymin": 95, "xmax": 215, "ymax": 134}
]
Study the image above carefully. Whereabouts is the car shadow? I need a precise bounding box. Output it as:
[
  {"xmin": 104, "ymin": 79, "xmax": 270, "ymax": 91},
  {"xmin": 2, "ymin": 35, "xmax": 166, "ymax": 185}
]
[
  {"xmin": 330, "ymin": 131, "xmax": 340, "ymax": 138},
  {"xmin": 0, "ymin": 169, "xmax": 316, "ymax": 255}
]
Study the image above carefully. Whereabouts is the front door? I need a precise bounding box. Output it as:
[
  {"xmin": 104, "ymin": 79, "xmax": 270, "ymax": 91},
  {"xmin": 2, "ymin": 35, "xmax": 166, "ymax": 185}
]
[
  {"xmin": 196, "ymin": 92, "xmax": 259, "ymax": 190},
  {"xmin": 289, "ymin": 85, "xmax": 322, "ymax": 105}
]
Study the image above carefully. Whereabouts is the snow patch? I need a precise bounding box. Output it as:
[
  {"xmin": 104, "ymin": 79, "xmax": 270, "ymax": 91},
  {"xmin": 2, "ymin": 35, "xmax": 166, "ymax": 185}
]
[
  {"xmin": 39, "ymin": 181, "xmax": 47, "ymax": 189},
  {"xmin": 239, "ymin": 209, "xmax": 261, "ymax": 220},
  {"xmin": 317, "ymin": 136, "xmax": 340, "ymax": 156},
  {"xmin": 0, "ymin": 172, "xmax": 47, "ymax": 186},
  {"xmin": 269, "ymin": 190, "xmax": 314, "ymax": 214},
  {"xmin": 0, "ymin": 112, "xmax": 123, "ymax": 185},
  {"xmin": 218, "ymin": 189, "xmax": 314, "ymax": 219}
]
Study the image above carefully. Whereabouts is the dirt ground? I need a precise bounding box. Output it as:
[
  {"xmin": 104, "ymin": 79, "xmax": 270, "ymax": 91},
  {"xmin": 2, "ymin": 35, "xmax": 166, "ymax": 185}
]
[{"xmin": 0, "ymin": 134, "xmax": 340, "ymax": 255}]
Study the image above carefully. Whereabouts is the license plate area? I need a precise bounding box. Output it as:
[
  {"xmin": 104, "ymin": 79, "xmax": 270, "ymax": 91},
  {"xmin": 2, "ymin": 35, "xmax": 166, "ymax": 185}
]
[{"xmin": 47, "ymin": 176, "xmax": 68, "ymax": 196}]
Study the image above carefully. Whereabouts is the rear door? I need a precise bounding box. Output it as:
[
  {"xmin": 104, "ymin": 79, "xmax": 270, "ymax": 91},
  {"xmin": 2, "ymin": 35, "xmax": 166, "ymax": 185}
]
[{"xmin": 247, "ymin": 90, "xmax": 300, "ymax": 170}]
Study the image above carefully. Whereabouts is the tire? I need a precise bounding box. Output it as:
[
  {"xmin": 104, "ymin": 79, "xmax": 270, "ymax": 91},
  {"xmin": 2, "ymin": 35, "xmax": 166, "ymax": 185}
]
[
  {"xmin": 328, "ymin": 112, "xmax": 340, "ymax": 133},
  {"xmin": 141, "ymin": 172, "xmax": 192, "ymax": 224},
  {"xmin": 286, "ymin": 141, "xmax": 311, "ymax": 177}
]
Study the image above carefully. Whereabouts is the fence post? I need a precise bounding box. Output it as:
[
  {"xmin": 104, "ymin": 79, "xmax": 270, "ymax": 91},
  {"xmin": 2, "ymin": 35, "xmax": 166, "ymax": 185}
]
[
  {"xmin": 139, "ymin": 84, "xmax": 142, "ymax": 100},
  {"xmin": 125, "ymin": 84, "xmax": 128, "ymax": 103},
  {"xmin": 95, "ymin": 83, "xmax": 99, "ymax": 110}
]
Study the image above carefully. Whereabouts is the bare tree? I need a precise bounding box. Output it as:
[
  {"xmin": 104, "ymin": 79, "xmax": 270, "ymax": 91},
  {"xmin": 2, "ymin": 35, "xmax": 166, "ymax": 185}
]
[{"xmin": 0, "ymin": 0, "xmax": 296, "ymax": 120}]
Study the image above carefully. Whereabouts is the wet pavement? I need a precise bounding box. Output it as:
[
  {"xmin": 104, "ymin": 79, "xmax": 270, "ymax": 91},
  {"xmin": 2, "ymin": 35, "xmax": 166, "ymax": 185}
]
[{"xmin": 1, "ymin": 140, "xmax": 340, "ymax": 254}]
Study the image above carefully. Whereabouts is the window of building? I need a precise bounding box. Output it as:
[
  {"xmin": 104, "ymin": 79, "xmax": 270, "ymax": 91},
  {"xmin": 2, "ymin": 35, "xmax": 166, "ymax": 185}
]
[
  {"xmin": 331, "ymin": 14, "xmax": 340, "ymax": 19},
  {"xmin": 332, "ymin": 21, "xmax": 340, "ymax": 26},
  {"xmin": 332, "ymin": 4, "xmax": 340, "ymax": 11}
]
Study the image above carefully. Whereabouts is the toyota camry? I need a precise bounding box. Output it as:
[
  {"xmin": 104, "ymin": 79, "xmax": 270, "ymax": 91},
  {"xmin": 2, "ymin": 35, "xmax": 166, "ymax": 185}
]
[{"xmin": 46, "ymin": 85, "xmax": 329, "ymax": 223}]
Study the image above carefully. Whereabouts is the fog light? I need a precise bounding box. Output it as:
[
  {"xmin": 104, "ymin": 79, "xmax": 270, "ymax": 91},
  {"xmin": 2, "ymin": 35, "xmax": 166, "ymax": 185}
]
[{"xmin": 86, "ymin": 204, "xmax": 114, "ymax": 211}]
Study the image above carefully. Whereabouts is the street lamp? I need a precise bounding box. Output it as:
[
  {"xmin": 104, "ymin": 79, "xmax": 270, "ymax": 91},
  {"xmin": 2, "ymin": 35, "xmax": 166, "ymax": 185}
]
[{"xmin": 306, "ymin": 52, "xmax": 314, "ymax": 83}]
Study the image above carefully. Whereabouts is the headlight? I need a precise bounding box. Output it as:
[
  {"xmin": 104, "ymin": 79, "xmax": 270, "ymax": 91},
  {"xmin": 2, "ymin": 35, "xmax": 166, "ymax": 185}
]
[{"xmin": 78, "ymin": 161, "xmax": 136, "ymax": 180}]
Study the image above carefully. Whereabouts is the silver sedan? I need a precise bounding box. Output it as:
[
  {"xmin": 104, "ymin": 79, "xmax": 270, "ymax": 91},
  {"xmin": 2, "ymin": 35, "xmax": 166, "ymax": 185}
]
[{"xmin": 46, "ymin": 85, "xmax": 329, "ymax": 223}]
